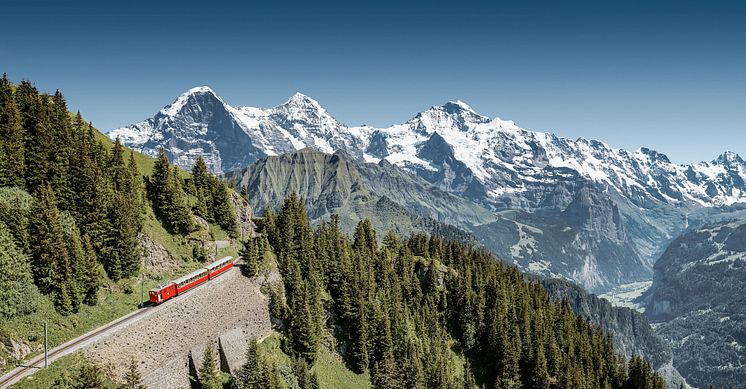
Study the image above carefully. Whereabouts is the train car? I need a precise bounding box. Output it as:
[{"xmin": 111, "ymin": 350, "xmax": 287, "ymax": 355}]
[
  {"xmin": 173, "ymin": 268, "xmax": 209, "ymax": 295},
  {"xmin": 149, "ymin": 282, "xmax": 177, "ymax": 304},
  {"xmin": 206, "ymin": 256, "xmax": 234, "ymax": 279}
]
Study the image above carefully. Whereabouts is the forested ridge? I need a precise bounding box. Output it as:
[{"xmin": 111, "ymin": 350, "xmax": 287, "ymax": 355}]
[
  {"xmin": 0, "ymin": 74, "xmax": 239, "ymax": 321},
  {"xmin": 236, "ymin": 193, "xmax": 666, "ymax": 389}
]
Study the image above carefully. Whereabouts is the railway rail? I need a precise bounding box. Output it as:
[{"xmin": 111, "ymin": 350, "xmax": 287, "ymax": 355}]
[
  {"xmin": 0, "ymin": 307, "xmax": 151, "ymax": 388},
  {"xmin": 0, "ymin": 257, "xmax": 240, "ymax": 388}
]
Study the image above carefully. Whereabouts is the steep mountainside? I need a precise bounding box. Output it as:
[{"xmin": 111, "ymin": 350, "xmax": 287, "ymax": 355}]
[
  {"xmin": 225, "ymin": 148, "xmax": 474, "ymax": 243},
  {"xmin": 538, "ymin": 278, "xmax": 688, "ymax": 388},
  {"xmin": 109, "ymin": 88, "xmax": 360, "ymax": 173},
  {"xmin": 642, "ymin": 218, "xmax": 746, "ymax": 388},
  {"xmin": 641, "ymin": 217, "xmax": 746, "ymax": 388},
  {"xmin": 228, "ymin": 149, "xmax": 653, "ymax": 291}
]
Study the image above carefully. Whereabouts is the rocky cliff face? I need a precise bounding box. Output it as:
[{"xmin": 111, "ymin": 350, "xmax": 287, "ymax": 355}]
[
  {"xmin": 225, "ymin": 149, "xmax": 475, "ymax": 244},
  {"xmin": 641, "ymin": 216, "xmax": 746, "ymax": 388}
]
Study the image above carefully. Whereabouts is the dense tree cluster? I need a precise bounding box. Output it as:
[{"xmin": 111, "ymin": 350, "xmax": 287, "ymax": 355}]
[
  {"xmin": 234, "ymin": 337, "xmax": 285, "ymax": 389},
  {"xmin": 187, "ymin": 156, "xmax": 238, "ymax": 237},
  {"xmin": 0, "ymin": 75, "xmax": 144, "ymax": 315},
  {"xmin": 260, "ymin": 194, "xmax": 666, "ymax": 389},
  {"xmin": 146, "ymin": 148, "xmax": 194, "ymax": 235}
]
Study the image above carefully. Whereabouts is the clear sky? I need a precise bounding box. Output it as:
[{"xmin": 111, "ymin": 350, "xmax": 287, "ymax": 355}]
[{"xmin": 2, "ymin": 0, "xmax": 744, "ymax": 164}]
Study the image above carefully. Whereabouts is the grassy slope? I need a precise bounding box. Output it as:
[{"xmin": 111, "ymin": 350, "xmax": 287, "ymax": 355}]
[
  {"xmin": 259, "ymin": 332, "xmax": 371, "ymax": 389},
  {"xmin": 9, "ymin": 354, "xmax": 116, "ymax": 389},
  {"xmin": 2, "ymin": 128, "xmax": 242, "ymax": 382}
]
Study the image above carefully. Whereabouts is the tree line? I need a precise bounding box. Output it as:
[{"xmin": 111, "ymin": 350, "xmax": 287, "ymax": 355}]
[
  {"xmin": 241, "ymin": 193, "xmax": 666, "ymax": 389},
  {"xmin": 0, "ymin": 75, "xmax": 143, "ymax": 316},
  {"xmin": 0, "ymin": 75, "xmax": 240, "ymax": 318},
  {"xmin": 145, "ymin": 151, "xmax": 238, "ymax": 238}
]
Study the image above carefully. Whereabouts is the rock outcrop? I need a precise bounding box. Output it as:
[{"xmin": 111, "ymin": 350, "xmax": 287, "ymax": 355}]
[{"xmin": 138, "ymin": 233, "xmax": 179, "ymax": 274}]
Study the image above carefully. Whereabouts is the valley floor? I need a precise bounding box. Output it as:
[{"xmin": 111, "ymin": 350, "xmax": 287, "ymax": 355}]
[{"xmin": 599, "ymin": 281, "xmax": 652, "ymax": 313}]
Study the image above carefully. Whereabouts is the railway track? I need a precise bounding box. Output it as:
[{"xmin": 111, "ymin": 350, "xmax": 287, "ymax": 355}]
[
  {"xmin": 0, "ymin": 263, "xmax": 243, "ymax": 388},
  {"xmin": 0, "ymin": 306, "xmax": 152, "ymax": 388}
]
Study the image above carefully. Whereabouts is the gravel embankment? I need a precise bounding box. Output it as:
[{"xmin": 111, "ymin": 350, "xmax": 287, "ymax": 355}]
[{"xmin": 86, "ymin": 267, "xmax": 272, "ymax": 388}]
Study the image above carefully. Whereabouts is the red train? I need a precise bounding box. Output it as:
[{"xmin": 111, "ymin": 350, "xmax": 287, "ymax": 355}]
[{"xmin": 148, "ymin": 256, "xmax": 235, "ymax": 304}]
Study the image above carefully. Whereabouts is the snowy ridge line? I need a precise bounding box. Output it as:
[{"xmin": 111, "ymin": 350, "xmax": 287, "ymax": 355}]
[{"xmin": 108, "ymin": 86, "xmax": 746, "ymax": 208}]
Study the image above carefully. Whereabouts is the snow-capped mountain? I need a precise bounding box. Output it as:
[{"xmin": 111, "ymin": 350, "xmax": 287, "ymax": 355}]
[
  {"xmin": 111, "ymin": 87, "xmax": 746, "ymax": 209},
  {"xmin": 110, "ymin": 87, "xmax": 362, "ymax": 173},
  {"xmin": 110, "ymin": 87, "xmax": 746, "ymax": 292},
  {"xmin": 354, "ymin": 100, "xmax": 746, "ymax": 210}
]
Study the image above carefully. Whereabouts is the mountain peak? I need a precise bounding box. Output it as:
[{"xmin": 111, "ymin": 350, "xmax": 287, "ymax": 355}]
[
  {"xmin": 433, "ymin": 100, "xmax": 491, "ymax": 123},
  {"xmin": 186, "ymin": 85, "xmax": 215, "ymax": 95},
  {"xmin": 715, "ymin": 151, "xmax": 744, "ymax": 166},
  {"xmin": 443, "ymin": 100, "xmax": 475, "ymax": 113},
  {"xmin": 284, "ymin": 92, "xmax": 322, "ymax": 108},
  {"xmin": 160, "ymin": 85, "xmax": 222, "ymax": 116}
]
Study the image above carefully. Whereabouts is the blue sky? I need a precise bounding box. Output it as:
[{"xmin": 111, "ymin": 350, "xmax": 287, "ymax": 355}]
[{"xmin": 2, "ymin": 0, "xmax": 744, "ymax": 164}]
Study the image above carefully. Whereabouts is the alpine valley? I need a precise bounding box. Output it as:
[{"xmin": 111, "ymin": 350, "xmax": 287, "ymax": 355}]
[{"xmin": 111, "ymin": 86, "xmax": 746, "ymax": 387}]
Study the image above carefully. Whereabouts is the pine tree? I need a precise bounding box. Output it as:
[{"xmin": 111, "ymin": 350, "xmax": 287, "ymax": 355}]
[
  {"xmin": 199, "ymin": 343, "xmax": 222, "ymax": 389},
  {"xmin": 147, "ymin": 148, "xmax": 194, "ymax": 235},
  {"xmin": 59, "ymin": 212, "xmax": 83, "ymax": 313},
  {"xmin": 123, "ymin": 357, "xmax": 145, "ymax": 389},
  {"xmin": 289, "ymin": 280, "xmax": 319, "ymax": 364},
  {"xmin": 192, "ymin": 156, "xmax": 209, "ymax": 194},
  {"xmin": 238, "ymin": 337, "xmax": 262, "ymax": 389},
  {"xmin": 193, "ymin": 188, "xmax": 209, "ymax": 221},
  {"xmin": 106, "ymin": 192, "xmax": 141, "ymax": 280},
  {"xmin": 0, "ymin": 73, "xmax": 25, "ymax": 187},
  {"xmin": 208, "ymin": 175, "xmax": 238, "ymax": 237},
  {"xmin": 108, "ymin": 145, "xmax": 144, "ymax": 274},
  {"xmin": 463, "ymin": 360, "xmax": 476, "ymax": 389},
  {"xmin": 191, "ymin": 156, "xmax": 210, "ymax": 220},
  {"xmin": 29, "ymin": 184, "xmax": 75, "ymax": 314},
  {"xmin": 78, "ymin": 235, "xmax": 104, "ymax": 306},
  {"xmin": 76, "ymin": 360, "xmax": 107, "ymax": 389},
  {"xmin": 241, "ymin": 237, "xmax": 259, "ymax": 277},
  {"xmin": 70, "ymin": 123, "xmax": 113, "ymax": 255},
  {"xmin": 0, "ymin": 222, "xmax": 40, "ymax": 319},
  {"xmin": 261, "ymin": 207, "xmax": 279, "ymax": 249},
  {"xmin": 292, "ymin": 357, "xmax": 312, "ymax": 389},
  {"xmin": 261, "ymin": 362, "xmax": 280, "ymax": 389},
  {"xmin": 109, "ymin": 138, "xmax": 128, "ymax": 191},
  {"xmin": 0, "ymin": 187, "xmax": 33, "ymax": 255},
  {"xmin": 16, "ymin": 81, "xmax": 52, "ymax": 193},
  {"xmin": 49, "ymin": 89, "xmax": 75, "ymax": 210}
]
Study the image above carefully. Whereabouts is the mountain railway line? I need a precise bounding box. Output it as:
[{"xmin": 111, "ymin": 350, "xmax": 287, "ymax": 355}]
[
  {"xmin": 0, "ymin": 256, "xmax": 238, "ymax": 388},
  {"xmin": 0, "ymin": 307, "xmax": 151, "ymax": 388}
]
